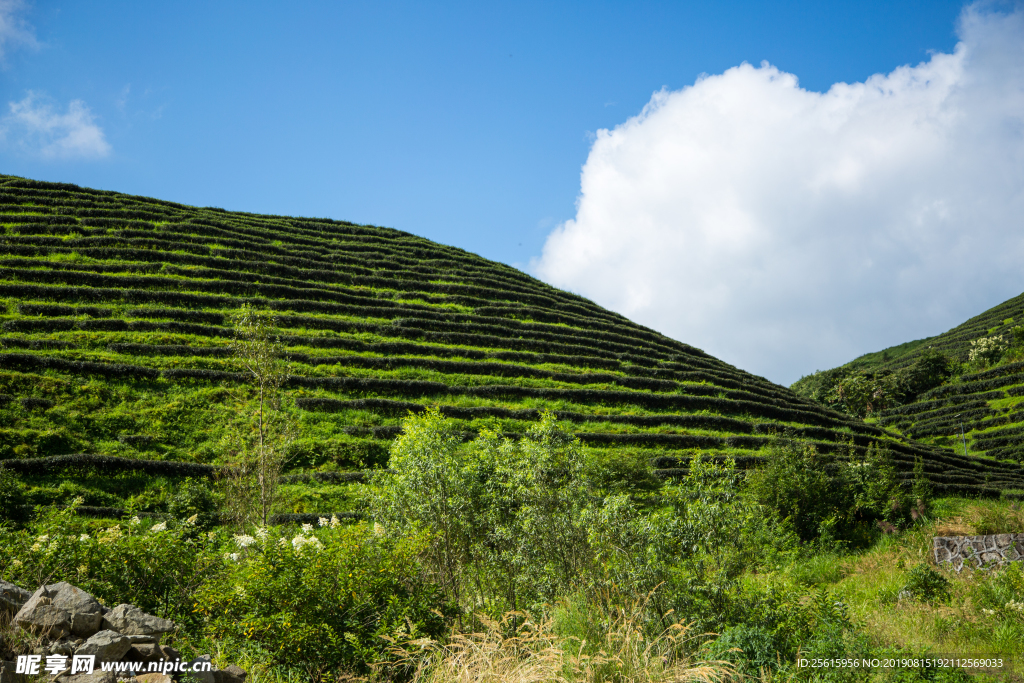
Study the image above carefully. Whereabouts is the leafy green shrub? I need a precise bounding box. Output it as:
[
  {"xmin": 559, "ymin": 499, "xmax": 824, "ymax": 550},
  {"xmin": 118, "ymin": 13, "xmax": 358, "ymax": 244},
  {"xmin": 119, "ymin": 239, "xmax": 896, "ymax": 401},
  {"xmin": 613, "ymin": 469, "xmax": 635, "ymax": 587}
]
[
  {"xmin": 900, "ymin": 349, "xmax": 954, "ymax": 398},
  {"xmin": 845, "ymin": 444, "xmax": 914, "ymax": 527},
  {"xmin": 646, "ymin": 455, "xmax": 797, "ymax": 628},
  {"xmin": 704, "ymin": 585, "xmax": 869, "ymax": 679},
  {"xmin": 196, "ymin": 522, "xmax": 452, "ymax": 678},
  {"xmin": 746, "ymin": 441, "xmax": 846, "ymax": 543},
  {"xmin": 373, "ymin": 409, "xmax": 595, "ymax": 612},
  {"xmin": 285, "ymin": 437, "xmax": 387, "ymax": 469},
  {"xmin": 747, "ymin": 441, "xmax": 923, "ymax": 546},
  {"xmin": 968, "ymin": 335, "xmax": 1007, "ymax": 368},
  {"xmin": 166, "ymin": 477, "xmax": 220, "ymax": 530},
  {"xmin": 900, "ymin": 563, "xmax": 950, "ymax": 603},
  {"xmin": 701, "ymin": 623, "xmax": 781, "ymax": 674}
]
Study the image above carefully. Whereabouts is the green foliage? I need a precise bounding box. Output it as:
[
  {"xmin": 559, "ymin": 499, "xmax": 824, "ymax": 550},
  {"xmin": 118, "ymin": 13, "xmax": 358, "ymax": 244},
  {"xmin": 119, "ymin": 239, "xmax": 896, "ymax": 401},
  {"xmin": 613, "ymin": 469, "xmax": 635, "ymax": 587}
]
[
  {"xmin": 902, "ymin": 349, "xmax": 954, "ymax": 397},
  {"xmin": 658, "ymin": 455, "xmax": 797, "ymax": 624},
  {"xmin": 747, "ymin": 441, "xmax": 923, "ymax": 545},
  {"xmin": 825, "ymin": 372, "xmax": 906, "ymax": 417},
  {"xmin": 373, "ymin": 409, "xmax": 595, "ymax": 613},
  {"xmin": 747, "ymin": 441, "xmax": 844, "ymax": 543},
  {"xmin": 809, "ymin": 351, "xmax": 954, "ymax": 419},
  {"xmin": 196, "ymin": 522, "xmax": 452, "ymax": 679},
  {"xmin": 703, "ymin": 584, "xmax": 869, "ymax": 679},
  {"xmin": 900, "ymin": 562, "xmax": 950, "ymax": 603},
  {"xmin": 794, "ymin": 354, "xmax": 954, "ymax": 419},
  {"xmin": 370, "ymin": 408, "xmax": 475, "ymax": 605},
  {"xmin": 166, "ymin": 477, "xmax": 220, "ymax": 530},
  {"xmin": 846, "ymin": 444, "xmax": 914, "ymax": 526}
]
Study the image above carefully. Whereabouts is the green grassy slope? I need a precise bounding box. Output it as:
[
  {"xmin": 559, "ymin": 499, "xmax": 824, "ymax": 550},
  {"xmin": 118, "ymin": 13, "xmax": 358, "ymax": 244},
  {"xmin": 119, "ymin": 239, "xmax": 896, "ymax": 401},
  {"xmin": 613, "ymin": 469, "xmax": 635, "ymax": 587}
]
[
  {"xmin": 793, "ymin": 290, "xmax": 1024, "ymax": 467},
  {"xmin": 1, "ymin": 174, "xmax": 1021, "ymax": 519},
  {"xmin": 853, "ymin": 295, "xmax": 1024, "ymax": 374},
  {"xmin": 876, "ymin": 358, "xmax": 1024, "ymax": 462}
]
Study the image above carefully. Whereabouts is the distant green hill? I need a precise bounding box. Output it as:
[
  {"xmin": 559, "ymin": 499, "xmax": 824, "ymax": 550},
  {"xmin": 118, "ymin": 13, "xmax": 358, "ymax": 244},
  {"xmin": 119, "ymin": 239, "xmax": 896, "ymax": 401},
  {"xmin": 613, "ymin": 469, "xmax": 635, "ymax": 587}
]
[
  {"xmin": 1, "ymin": 175, "xmax": 1021, "ymax": 519},
  {"xmin": 792, "ymin": 291, "xmax": 1024, "ymax": 464}
]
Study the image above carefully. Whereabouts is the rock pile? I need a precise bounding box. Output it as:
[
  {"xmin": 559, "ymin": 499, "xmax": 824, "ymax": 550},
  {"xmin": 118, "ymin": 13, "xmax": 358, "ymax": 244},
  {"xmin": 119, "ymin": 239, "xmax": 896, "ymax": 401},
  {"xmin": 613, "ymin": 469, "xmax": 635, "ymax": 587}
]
[{"xmin": 0, "ymin": 579, "xmax": 246, "ymax": 683}]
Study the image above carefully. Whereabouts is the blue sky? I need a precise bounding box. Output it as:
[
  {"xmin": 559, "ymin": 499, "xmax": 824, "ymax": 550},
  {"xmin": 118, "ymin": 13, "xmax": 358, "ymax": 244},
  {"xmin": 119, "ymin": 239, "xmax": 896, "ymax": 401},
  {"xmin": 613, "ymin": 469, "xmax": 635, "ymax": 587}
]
[
  {"xmin": 7, "ymin": 1, "xmax": 1024, "ymax": 385},
  {"xmin": 1, "ymin": 0, "xmax": 964, "ymax": 261}
]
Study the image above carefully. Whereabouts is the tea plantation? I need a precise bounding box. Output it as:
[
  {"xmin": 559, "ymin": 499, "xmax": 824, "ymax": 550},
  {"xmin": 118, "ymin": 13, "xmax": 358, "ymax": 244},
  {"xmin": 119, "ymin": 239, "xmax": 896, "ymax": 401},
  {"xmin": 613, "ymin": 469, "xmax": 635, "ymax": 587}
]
[
  {"xmin": 2, "ymin": 174, "xmax": 1022, "ymax": 520},
  {"xmin": 793, "ymin": 289, "xmax": 1024, "ymax": 471}
]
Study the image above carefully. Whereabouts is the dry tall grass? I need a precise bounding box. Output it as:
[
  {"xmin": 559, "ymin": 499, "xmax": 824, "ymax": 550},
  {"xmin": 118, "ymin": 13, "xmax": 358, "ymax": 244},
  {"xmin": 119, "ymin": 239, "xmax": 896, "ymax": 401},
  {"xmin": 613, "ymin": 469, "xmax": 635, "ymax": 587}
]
[{"xmin": 383, "ymin": 607, "xmax": 736, "ymax": 683}]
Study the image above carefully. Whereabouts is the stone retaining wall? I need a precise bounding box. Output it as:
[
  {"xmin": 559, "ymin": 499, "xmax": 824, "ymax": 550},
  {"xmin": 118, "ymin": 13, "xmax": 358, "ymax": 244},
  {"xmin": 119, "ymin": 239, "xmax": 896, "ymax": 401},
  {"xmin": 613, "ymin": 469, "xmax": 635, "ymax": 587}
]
[{"xmin": 932, "ymin": 534, "xmax": 1024, "ymax": 572}]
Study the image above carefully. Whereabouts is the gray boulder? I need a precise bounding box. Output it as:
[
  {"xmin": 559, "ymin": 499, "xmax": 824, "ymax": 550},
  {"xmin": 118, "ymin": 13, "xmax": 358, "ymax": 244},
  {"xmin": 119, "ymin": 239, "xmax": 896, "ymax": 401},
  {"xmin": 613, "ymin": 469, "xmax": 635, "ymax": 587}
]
[
  {"xmin": 48, "ymin": 582, "xmax": 102, "ymax": 615},
  {"xmin": 0, "ymin": 659, "xmax": 30, "ymax": 683},
  {"xmin": 47, "ymin": 582, "xmax": 105, "ymax": 637},
  {"xmin": 75, "ymin": 630, "xmax": 132, "ymax": 663},
  {"xmin": 186, "ymin": 655, "xmax": 216, "ymax": 683},
  {"xmin": 213, "ymin": 665, "xmax": 248, "ymax": 683},
  {"xmin": 13, "ymin": 587, "xmax": 71, "ymax": 639},
  {"xmin": 101, "ymin": 604, "xmax": 174, "ymax": 638},
  {"xmin": 124, "ymin": 643, "xmax": 179, "ymax": 665},
  {"xmin": 0, "ymin": 580, "xmax": 30, "ymax": 617},
  {"xmin": 70, "ymin": 612, "xmax": 104, "ymax": 638},
  {"xmin": 58, "ymin": 672, "xmax": 116, "ymax": 683},
  {"xmin": 134, "ymin": 675, "xmax": 172, "ymax": 683}
]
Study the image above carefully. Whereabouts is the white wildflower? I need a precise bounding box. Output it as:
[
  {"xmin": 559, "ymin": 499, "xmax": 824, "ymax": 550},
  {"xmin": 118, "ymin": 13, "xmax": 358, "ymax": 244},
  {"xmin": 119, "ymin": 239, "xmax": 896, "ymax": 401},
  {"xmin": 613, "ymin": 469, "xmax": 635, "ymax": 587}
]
[
  {"xmin": 129, "ymin": 516, "xmax": 141, "ymax": 526},
  {"xmin": 30, "ymin": 543, "xmax": 42, "ymax": 552},
  {"xmin": 225, "ymin": 552, "xmax": 240, "ymax": 562},
  {"xmin": 330, "ymin": 514, "xmax": 340, "ymax": 528},
  {"xmin": 1006, "ymin": 600, "xmax": 1024, "ymax": 612},
  {"xmin": 37, "ymin": 534, "xmax": 50, "ymax": 543},
  {"xmin": 255, "ymin": 527, "xmax": 268, "ymax": 540},
  {"xmin": 291, "ymin": 535, "xmax": 323, "ymax": 553},
  {"xmin": 301, "ymin": 522, "xmax": 314, "ymax": 533},
  {"xmin": 12, "ymin": 559, "xmax": 22, "ymax": 568},
  {"xmin": 373, "ymin": 522, "xmax": 384, "ymax": 536},
  {"xmin": 150, "ymin": 521, "xmax": 167, "ymax": 532},
  {"xmin": 77, "ymin": 564, "xmax": 88, "ymax": 574},
  {"xmin": 318, "ymin": 516, "xmax": 329, "ymax": 527},
  {"xmin": 234, "ymin": 534, "xmax": 255, "ymax": 548},
  {"xmin": 982, "ymin": 608, "xmax": 996, "ymax": 616},
  {"xmin": 208, "ymin": 531, "xmax": 217, "ymax": 541},
  {"xmin": 79, "ymin": 533, "xmax": 90, "ymax": 541},
  {"xmin": 186, "ymin": 514, "xmax": 199, "ymax": 525},
  {"xmin": 98, "ymin": 527, "xmax": 120, "ymax": 544}
]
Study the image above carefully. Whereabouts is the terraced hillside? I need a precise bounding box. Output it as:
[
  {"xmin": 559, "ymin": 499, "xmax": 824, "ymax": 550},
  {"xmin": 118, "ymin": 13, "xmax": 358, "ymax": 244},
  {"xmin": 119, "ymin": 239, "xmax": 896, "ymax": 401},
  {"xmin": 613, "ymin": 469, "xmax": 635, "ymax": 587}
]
[
  {"xmin": 794, "ymin": 291, "xmax": 1024, "ymax": 468},
  {"xmin": 1, "ymin": 175, "xmax": 1022, "ymax": 520}
]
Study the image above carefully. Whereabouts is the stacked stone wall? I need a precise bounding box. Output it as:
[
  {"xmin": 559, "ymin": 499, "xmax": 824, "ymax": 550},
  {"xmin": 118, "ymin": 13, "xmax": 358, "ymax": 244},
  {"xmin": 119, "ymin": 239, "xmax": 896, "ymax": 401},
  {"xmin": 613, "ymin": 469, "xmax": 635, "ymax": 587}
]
[{"xmin": 932, "ymin": 534, "xmax": 1024, "ymax": 572}]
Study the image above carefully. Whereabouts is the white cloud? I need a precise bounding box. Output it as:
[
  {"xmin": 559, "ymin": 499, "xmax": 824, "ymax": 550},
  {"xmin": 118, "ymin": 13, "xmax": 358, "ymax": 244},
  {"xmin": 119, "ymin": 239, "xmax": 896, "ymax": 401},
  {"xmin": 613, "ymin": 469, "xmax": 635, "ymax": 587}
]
[
  {"xmin": 533, "ymin": 4, "xmax": 1024, "ymax": 386},
  {"xmin": 0, "ymin": 0, "xmax": 37, "ymax": 60},
  {"xmin": 2, "ymin": 92, "xmax": 111, "ymax": 159}
]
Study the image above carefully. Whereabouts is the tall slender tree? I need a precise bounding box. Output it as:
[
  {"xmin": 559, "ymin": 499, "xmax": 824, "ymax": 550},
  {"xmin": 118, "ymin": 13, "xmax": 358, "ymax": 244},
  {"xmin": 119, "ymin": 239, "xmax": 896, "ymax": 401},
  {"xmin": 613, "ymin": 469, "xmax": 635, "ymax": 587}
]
[{"xmin": 222, "ymin": 304, "xmax": 295, "ymax": 528}]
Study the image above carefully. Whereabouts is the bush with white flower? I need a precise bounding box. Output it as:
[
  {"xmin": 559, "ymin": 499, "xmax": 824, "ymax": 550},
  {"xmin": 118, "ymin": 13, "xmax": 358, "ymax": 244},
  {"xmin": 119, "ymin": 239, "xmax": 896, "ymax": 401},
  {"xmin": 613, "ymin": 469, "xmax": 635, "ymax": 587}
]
[
  {"xmin": 968, "ymin": 335, "xmax": 1007, "ymax": 367},
  {"xmin": 196, "ymin": 521, "xmax": 453, "ymax": 677},
  {"xmin": 0, "ymin": 500, "xmax": 224, "ymax": 631}
]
